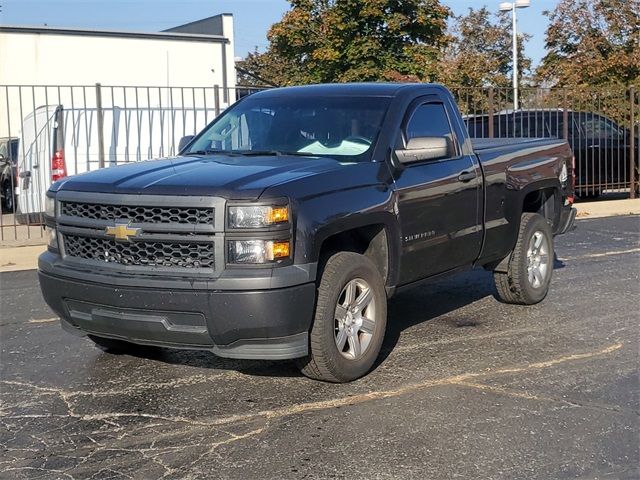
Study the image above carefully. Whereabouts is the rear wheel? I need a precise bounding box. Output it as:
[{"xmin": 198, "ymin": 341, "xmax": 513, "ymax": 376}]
[
  {"xmin": 494, "ymin": 213, "xmax": 554, "ymax": 305},
  {"xmin": 296, "ymin": 252, "xmax": 387, "ymax": 383}
]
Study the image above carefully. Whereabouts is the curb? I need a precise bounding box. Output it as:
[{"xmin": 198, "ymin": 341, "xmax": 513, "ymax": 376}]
[
  {"xmin": 575, "ymin": 199, "xmax": 640, "ymax": 219},
  {"xmin": 0, "ymin": 245, "xmax": 46, "ymax": 273}
]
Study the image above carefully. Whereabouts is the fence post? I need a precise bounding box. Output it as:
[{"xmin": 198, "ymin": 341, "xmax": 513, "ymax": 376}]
[
  {"xmin": 563, "ymin": 90, "xmax": 569, "ymax": 140},
  {"xmin": 630, "ymin": 86, "xmax": 636, "ymax": 199},
  {"xmin": 214, "ymin": 85, "xmax": 221, "ymax": 117},
  {"xmin": 488, "ymin": 87, "xmax": 494, "ymax": 138},
  {"xmin": 95, "ymin": 83, "xmax": 105, "ymax": 169}
]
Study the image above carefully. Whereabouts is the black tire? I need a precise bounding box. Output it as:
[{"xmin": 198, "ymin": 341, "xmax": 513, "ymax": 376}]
[
  {"xmin": 494, "ymin": 213, "xmax": 554, "ymax": 305},
  {"xmin": 88, "ymin": 335, "xmax": 142, "ymax": 354},
  {"xmin": 2, "ymin": 182, "xmax": 14, "ymax": 213},
  {"xmin": 296, "ymin": 252, "xmax": 387, "ymax": 383}
]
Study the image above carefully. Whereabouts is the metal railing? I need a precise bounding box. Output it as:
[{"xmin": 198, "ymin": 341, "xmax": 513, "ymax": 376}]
[
  {"xmin": 451, "ymin": 86, "xmax": 638, "ymax": 199},
  {"xmin": 1, "ymin": 83, "xmax": 637, "ymax": 244},
  {"xmin": 0, "ymin": 84, "xmax": 263, "ymax": 244}
]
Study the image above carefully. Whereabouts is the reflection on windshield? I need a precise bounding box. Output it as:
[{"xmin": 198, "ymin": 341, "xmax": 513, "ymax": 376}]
[
  {"xmin": 186, "ymin": 95, "xmax": 390, "ymax": 161},
  {"xmin": 298, "ymin": 139, "xmax": 370, "ymax": 155}
]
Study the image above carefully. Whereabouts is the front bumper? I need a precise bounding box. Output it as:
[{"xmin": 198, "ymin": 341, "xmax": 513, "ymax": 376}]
[{"xmin": 39, "ymin": 255, "xmax": 317, "ymax": 360}]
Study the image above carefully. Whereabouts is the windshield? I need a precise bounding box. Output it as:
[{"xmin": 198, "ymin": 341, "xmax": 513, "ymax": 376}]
[{"xmin": 185, "ymin": 94, "xmax": 391, "ymax": 162}]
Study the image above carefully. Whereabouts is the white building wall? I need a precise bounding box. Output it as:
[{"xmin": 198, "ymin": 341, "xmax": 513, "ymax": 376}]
[
  {"xmin": 0, "ymin": 30, "xmax": 233, "ymax": 87},
  {"xmin": 0, "ymin": 26, "xmax": 235, "ymax": 137}
]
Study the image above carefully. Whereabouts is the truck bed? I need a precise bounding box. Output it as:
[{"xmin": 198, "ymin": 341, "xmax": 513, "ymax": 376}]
[{"xmin": 471, "ymin": 137, "xmax": 561, "ymax": 151}]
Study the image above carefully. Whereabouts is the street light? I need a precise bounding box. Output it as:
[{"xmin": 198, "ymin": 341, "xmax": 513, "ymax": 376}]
[{"xmin": 499, "ymin": 0, "xmax": 530, "ymax": 110}]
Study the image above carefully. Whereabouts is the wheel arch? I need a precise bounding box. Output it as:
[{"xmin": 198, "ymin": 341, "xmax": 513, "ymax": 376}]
[
  {"xmin": 313, "ymin": 217, "xmax": 400, "ymax": 288},
  {"xmin": 489, "ymin": 180, "xmax": 561, "ymax": 272}
]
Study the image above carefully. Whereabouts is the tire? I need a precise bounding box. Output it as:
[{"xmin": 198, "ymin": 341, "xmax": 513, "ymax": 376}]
[
  {"xmin": 296, "ymin": 252, "xmax": 387, "ymax": 383},
  {"xmin": 494, "ymin": 213, "xmax": 554, "ymax": 305},
  {"xmin": 2, "ymin": 182, "xmax": 14, "ymax": 213},
  {"xmin": 88, "ymin": 335, "xmax": 142, "ymax": 354}
]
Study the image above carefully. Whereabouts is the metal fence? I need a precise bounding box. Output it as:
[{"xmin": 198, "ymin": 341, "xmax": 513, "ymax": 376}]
[
  {"xmin": 0, "ymin": 83, "xmax": 638, "ymax": 243},
  {"xmin": 450, "ymin": 86, "xmax": 638, "ymax": 199},
  {"xmin": 0, "ymin": 84, "xmax": 262, "ymax": 243}
]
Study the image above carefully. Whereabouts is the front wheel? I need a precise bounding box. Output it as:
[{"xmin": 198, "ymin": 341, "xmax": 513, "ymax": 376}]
[
  {"xmin": 296, "ymin": 252, "xmax": 387, "ymax": 383},
  {"xmin": 494, "ymin": 213, "xmax": 554, "ymax": 305}
]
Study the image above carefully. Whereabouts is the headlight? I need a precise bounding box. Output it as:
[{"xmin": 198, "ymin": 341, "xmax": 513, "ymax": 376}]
[
  {"xmin": 47, "ymin": 227, "xmax": 58, "ymax": 249},
  {"xmin": 228, "ymin": 205, "xmax": 289, "ymax": 229},
  {"xmin": 45, "ymin": 196, "xmax": 56, "ymax": 218},
  {"xmin": 228, "ymin": 239, "xmax": 290, "ymax": 264}
]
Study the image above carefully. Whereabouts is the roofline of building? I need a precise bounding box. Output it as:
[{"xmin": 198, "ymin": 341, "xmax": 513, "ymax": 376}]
[
  {"xmin": 163, "ymin": 12, "xmax": 233, "ymax": 33},
  {"xmin": 0, "ymin": 24, "xmax": 229, "ymax": 43}
]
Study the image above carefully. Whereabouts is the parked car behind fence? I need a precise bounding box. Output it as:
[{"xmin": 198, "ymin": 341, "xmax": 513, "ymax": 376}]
[{"xmin": 465, "ymin": 109, "xmax": 639, "ymax": 198}]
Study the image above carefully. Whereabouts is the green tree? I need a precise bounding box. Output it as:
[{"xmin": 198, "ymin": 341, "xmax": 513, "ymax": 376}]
[
  {"xmin": 236, "ymin": 0, "xmax": 450, "ymax": 86},
  {"xmin": 438, "ymin": 7, "xmax": 530, "ymax": 88},
  {"xmin": 537, "ymin": 0, "xmax": 640, "ymax": 88},
  {"xmin": 437, "ymin": 7, "xmax": 531, "ymax": 114}
]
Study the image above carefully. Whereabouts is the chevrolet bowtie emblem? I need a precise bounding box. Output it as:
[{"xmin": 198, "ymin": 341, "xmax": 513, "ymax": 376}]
[{"xmin": 105, "ymin": 222, "xmax": 140, "ymax": 242}]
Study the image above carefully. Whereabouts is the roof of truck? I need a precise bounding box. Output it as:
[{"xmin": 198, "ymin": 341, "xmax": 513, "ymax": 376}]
[{"xmin": 251, "ymin": 82, "xmax": 443, "ymax": 98}]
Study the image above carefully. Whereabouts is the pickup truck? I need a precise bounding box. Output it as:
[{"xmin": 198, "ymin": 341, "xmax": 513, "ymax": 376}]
[{"xmin": 39, "ymin": 83, "xmax": 576, "ymax": 382}]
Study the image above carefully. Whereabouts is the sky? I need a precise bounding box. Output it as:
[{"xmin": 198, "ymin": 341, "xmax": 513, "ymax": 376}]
[{"xmin": 0, "ymin": 0, "xmax": 560, "ymax": 67}]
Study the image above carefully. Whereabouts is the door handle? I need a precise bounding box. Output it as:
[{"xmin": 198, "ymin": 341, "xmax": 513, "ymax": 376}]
[{"xmin": 457, "ymin": 170, "xmax": 477, "ymax": 183}]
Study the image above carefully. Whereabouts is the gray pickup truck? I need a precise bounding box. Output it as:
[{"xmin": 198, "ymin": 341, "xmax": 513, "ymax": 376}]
[{"xmin": 39, "ymin": 83, "xmax": 576, "ymax": 382}]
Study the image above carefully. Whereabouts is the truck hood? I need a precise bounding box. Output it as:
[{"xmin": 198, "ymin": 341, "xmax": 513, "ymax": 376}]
[{"xmin": 52, "ymin": 154, "xmax": 348, "ymax": 199}]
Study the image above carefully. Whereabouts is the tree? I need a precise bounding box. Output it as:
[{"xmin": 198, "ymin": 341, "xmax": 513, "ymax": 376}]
[
  {"xmin": 537, "ymin": 0, "xmax": 640, "ymax": 88},
  {"xmin": 236, "ymin": 0, "xmax": 450, "ymax": 86},
  {"xmin": 437, "ymin": 7, "xmax": 531, "ymax": 114}
]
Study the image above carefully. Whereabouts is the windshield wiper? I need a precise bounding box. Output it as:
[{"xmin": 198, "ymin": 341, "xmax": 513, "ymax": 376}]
[
  {"xmin": 235, "ymin": 150, "xmax": 315, "ymax": 157},
  {"xmin": 183, "ymin": 150, "xmax": 237, "ymax": 156}
]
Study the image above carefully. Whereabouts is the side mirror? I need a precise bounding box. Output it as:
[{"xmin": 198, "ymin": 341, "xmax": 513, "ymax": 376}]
[
  {"xmin": 0, "ymin": 154, "xmax": 5, "ymax": 161},
  {"xmin": 395, "ymin": 136, "xmax": 451, "ymax": 164},
  {"xmin": 178, "ymin": 135, "xmax": 195, "ymax": 153}
]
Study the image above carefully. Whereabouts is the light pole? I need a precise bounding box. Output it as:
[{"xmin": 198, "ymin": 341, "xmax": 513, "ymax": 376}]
[{"xmin": 499, "ymin": 0, "xmax": 529, "ymax": 111}]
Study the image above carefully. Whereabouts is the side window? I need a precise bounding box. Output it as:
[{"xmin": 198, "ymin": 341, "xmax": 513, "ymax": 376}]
[
  {"xmin": 581, "ymin": 116, "xmax": 620, "ymax": 139},
  {"xmin": 405, "ymin": 103, "xmax": 453, "ymax": 141}
]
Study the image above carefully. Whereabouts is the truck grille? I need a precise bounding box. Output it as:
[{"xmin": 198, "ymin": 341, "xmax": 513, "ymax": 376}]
[
  {"xmin": 64, "ymin": 235, "xmax": 215, "ymax": 269},
  {"xmin": 56, "ymin": 194, "xmax": 223, "ymax": 273},
  {"xmin": 61, "ymin": 202, "xmax": 214, "ymax": 225}
]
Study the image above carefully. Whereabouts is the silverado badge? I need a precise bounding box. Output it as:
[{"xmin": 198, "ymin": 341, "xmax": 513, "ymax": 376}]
[{"xmin": 105, "ymin": 222, "xmax": 140, "ymax": 242}]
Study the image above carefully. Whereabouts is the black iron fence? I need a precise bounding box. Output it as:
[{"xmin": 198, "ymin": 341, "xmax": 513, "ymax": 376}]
[
  {"xmin": 450, "ymin": 86, "xmax": 638, "ymax": 199},
  {"xmin": 0, "ymin": 83, "xmax": 637, "ymax": 243}
]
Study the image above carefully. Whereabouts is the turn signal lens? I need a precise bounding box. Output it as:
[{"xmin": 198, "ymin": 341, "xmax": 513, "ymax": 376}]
[
  {"xmin": 227, "ymin": 240, "xmax": 291, "ymax": 264},
  {"xmin": 271, "ymin": 240, "xmax": 290, "ymax": 259},
  {"xmin": 267, "ymin": 206, "xmax": 289, "ymax": 224}
]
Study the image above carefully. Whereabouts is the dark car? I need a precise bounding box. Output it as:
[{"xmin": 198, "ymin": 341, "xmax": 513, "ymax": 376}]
[
  {"xmin": 39, "ymin": 83, "xmax": 575, "ymax": 382},
  {"xmin": 465, "ymin": 109, "xmax": 639, "ymax": 197},
  {"xmin": 0, "ymin": 137, "xmax": 19, "ymax": 212}
]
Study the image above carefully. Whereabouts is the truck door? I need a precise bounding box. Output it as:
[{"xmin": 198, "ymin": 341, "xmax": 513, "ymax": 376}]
[{"xmin": 392, "ymin": 96, "xmax": 483, "ymax": 284}]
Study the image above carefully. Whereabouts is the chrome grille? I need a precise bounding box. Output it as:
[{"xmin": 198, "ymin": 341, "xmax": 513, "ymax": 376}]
[
  {"xmin": 61, "ymin": 202, "xmax": 214, "ymax": 225},
  {"xmin": 63, "ymin": 235, "xmax": 215, "ymax": 269}
]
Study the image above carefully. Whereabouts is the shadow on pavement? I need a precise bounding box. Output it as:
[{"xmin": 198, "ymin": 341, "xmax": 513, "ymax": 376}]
[{"xmin": 109, "ymin": 268, "xmax": 497, "ymax": 379}]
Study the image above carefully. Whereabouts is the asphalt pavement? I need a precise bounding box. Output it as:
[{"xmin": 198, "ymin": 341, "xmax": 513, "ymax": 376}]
[{"xmin": 1, "ymin": 215, "xmax": 639, "ymax": 480}]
